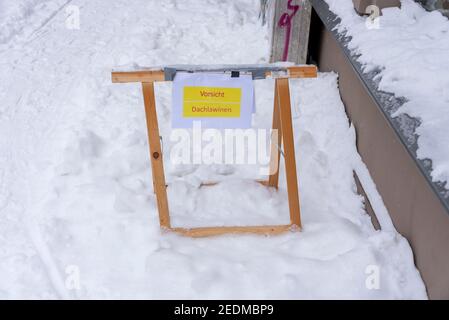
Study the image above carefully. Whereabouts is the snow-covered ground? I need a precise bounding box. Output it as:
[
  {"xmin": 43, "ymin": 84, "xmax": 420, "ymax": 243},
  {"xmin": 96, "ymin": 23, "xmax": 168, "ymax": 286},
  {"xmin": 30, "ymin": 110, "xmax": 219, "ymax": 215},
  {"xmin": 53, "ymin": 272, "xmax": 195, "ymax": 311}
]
[
  {"xmin": 325, "ymin": 0, "xmax": 449, "ymax": 186},
  {"xmin": 0, "ymin": 0, "xmax": 426, "ymax": 299}
]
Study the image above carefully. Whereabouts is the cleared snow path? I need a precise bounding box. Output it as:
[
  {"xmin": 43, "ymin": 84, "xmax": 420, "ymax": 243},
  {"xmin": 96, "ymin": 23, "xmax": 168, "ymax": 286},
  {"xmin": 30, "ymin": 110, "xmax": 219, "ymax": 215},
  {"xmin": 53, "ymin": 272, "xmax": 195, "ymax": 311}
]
[{"xmin": 0, "ymin": 0, "xmax": 426, "ymax": 298}]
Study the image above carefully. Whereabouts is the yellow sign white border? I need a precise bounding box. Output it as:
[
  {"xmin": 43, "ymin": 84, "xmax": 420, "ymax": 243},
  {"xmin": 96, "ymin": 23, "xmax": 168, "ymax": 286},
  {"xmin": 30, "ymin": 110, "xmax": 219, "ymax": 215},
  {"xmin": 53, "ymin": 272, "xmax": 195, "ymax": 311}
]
[{"xmin": 172, "ymin": 72, "xmax": 254, "ymax": 128}]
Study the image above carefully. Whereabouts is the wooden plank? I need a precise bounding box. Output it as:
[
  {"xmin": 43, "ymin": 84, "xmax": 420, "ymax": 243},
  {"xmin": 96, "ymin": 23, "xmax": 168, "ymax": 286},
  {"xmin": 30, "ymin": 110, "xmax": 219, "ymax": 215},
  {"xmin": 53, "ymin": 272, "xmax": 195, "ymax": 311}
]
[
  {"xmin": 141, "ymin": 82, "xmax": 171, "ymax": 228},
  {"xmin": 171, "ymin": 224, "xmax": 293, "ymax": 238},
  {"xmin": 112, "ymin": 70, "xmax": 165, "ymax": 83},
  {"xmin": 276, "ymin": 78, "xmax": 302, "ymax": 228},
  {"xmin": 200, "ymin": 180, "xmax": 269, "ymax": 187},
  {"xmin": 265, "ymin": 65, "xmax": 317, "ymax": 79},
  {"xmin": 296, "ymin": 0, "xmax": 313, "ymax": 63},
  {"xmin": 269, "ymin": 0, "xmax": 312, "ymax": 64},
  {"xmin": 288, "ymin": 65, "xmax": 318, "ymax": 78},
  {"xmin": 268, "ymin": 81, "xmax": 282, "ymax": 188}
]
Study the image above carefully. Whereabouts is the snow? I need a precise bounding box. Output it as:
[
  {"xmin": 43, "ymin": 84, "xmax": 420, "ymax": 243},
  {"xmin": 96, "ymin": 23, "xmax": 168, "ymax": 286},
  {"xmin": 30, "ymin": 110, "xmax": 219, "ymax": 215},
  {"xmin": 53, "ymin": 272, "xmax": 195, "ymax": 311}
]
[
  {"xmin": 324, "ymin": 0, "xmax": 449, "ymax": 186},
  {"xmin": 0, "ymin": 0, "xmax": 426, "ymax": 299}
]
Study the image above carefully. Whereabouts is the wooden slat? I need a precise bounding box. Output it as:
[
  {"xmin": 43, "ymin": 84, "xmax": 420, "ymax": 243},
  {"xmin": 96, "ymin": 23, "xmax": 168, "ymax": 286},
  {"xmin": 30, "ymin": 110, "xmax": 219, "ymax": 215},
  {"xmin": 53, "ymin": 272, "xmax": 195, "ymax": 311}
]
[
  {"xmin": 287, "ymin": 65, "xmax": 318, "ymax": 78},
  {"xmin": 276, "ymin": 78, "xmax": 302, "ymax": 228},
  {"xmin": 171, "ymin": 224, "xmax": 293, "ymax": 238},
  {"xmin": 269, "ymin": 0, "xmax": 312, "ymax": 65},
  {"xmin": 141, "ymin": 82, "xmax": 171, "ymax": 228},
  {"xmin": 112, "ymin": 70, "xmax": 165, "ymax": 83},
  {"xmin": 199, "ymin": 179, "xmax": 271, "ymax": 188},
  {"xmin": 264, "ymin": 65, "xmax": 317, "ymax": 79},
  {"xmin": 268, "ymin": 81, "xmax": 282, "ymax": 188}
]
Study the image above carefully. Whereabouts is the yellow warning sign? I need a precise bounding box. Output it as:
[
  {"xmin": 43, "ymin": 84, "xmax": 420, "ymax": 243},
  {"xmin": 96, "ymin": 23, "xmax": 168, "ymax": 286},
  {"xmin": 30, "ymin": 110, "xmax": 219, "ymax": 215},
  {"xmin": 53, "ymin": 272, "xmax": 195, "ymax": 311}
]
[{"xmin": 183, "ymin": 86, "xmax": 241, "ymax": 118}]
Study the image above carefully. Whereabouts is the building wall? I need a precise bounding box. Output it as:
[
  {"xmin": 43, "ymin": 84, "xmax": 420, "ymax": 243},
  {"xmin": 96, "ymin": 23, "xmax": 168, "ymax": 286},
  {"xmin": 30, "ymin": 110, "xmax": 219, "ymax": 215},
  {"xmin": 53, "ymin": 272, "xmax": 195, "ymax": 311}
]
[{"xmin": 309, "ymin": 2, "xmax": 449, "ymax": 299}]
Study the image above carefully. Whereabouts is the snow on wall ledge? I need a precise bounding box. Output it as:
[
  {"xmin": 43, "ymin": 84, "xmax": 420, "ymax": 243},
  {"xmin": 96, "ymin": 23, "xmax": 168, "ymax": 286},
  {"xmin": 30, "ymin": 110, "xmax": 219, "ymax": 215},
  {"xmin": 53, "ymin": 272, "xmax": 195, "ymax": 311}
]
[
  {"xmin": 0, "ymin": 0, "xmax": 426, "ymax": 298},
  {"xmin": 324, "ymin": 0, "xmax": 449, "ymax": 188}
]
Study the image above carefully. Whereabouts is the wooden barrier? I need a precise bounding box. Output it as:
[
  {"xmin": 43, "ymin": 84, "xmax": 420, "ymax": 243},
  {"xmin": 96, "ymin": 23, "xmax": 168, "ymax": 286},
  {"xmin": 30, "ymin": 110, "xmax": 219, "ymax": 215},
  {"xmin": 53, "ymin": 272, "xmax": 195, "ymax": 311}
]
[{"xmin": 112, "ymin": 64, "xmax": 317, "ymax": 237}]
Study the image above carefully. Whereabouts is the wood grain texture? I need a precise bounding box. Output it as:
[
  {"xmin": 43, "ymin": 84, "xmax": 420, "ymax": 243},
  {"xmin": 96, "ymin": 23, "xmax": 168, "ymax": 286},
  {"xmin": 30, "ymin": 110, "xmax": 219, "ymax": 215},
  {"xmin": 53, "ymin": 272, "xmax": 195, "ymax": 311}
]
[
  {"xmin": 141, "ymin": 82, "xmax": 171, "ymax": 228},
  {"xmin": 268, "ymin": 81, "xmax": 282, "ymax": 188},
  {"xmin": 265, "ymin": 65, "xmax": 317, "ymax": 79},
  {"xmin": 200, "ymin": 180, "xmax": 271, "ymax": 187},
  {"xmin": 112, "ymin": 70, "xmax": 165, "ymax": 83},
  {"xmin": 171, "ymin": 224, "xmax": 294, "ymax": 238},
  {"xmin": 287, "ymin": 65, "xmax": 318, "ymax": 78},
  {"xmin": 270, "ymin": 0, "xmax": 312, "ymax": 64},
  {"xmin": 277, "ymin": 78, "xmax": 302, "ymax": 228}
]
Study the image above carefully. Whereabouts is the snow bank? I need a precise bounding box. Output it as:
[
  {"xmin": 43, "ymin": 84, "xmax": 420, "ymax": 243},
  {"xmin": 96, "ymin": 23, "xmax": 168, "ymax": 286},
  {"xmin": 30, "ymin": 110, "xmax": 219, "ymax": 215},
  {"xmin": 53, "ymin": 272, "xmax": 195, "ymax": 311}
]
[
  {"xmin": 0, "ymin": 0, "xmax": 70, "ymax": 44},
  {"xmin": 325, "ymin": 0, "xmax": 449, "ymax": 185},
  {"xmin": 0, "ymin": 0, "xmax": 426, "ymax": 298}
]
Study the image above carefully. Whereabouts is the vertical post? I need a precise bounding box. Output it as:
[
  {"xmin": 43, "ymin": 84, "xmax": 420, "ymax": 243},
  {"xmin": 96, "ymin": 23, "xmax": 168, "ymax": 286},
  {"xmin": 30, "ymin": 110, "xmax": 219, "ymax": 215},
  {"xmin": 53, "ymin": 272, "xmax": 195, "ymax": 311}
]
[
  {"xmin": 276, "ymin": 78, "xmax": 301, "ymax": 228},
  {"xmin": 270, "ymin": 0, "xmax": 312, "ymax": 64},
  {"xmin": 268, "ymin": 81, "xmax": 282, "ymax": 188},
  {"xmin": 141, "ymin": 82, "xmax": 171, "ymax": 229}
]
